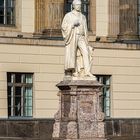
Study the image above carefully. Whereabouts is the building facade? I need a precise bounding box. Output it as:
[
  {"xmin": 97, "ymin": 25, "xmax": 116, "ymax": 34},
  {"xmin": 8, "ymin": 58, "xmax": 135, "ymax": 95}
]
[{"xmin": 0, "ymin": 0, "xmax": 140, "ymax": 139}]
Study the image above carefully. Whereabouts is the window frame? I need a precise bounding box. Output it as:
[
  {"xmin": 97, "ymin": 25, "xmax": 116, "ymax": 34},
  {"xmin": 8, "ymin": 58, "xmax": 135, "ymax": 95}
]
[
  {"xmin": 0, "ymin": 0, "xmax": 15, "ymax": 26},
  {"xmin": 7, "ymin": 72, "xmax": 33, "ymax": 118},
  {"xmin": 96, "ymin": 75, "xmax": 111, "ymax": 118}
]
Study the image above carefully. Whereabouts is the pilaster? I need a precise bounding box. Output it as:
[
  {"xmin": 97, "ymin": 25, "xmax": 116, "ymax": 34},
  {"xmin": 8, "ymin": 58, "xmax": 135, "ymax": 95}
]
[
  {"xmin": 35, "ymin": 0, "xmax": 45, "ymax": 34},
  {"xmin": 107, "ymin": 0, "xmax": 119, "ymax": 42},
  {"xmin": 89, "ymin": 0, "xmax": 96, "ymax": 35}
]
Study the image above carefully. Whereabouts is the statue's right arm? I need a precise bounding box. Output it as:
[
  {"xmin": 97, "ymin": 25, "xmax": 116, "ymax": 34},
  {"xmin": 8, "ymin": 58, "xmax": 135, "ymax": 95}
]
[{"xmin": 61, "ymin": 14, "xmax": 73, "ymax": 31}]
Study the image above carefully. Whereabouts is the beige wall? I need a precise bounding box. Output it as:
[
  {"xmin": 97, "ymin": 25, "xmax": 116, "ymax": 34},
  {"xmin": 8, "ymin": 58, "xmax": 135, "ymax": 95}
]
[
  {"xmin": 96, "ymin": 0, "xmax": 109, "ymax": 37},
  {"xmin": 92, "ymin": 48, "xmax": 140, "ymax": 118},
  {"xmin": 21, "ymin": 0, "xmax": 35, "ymax": 33},
  {"xmin": 0, "ymin": 42, "xmax": 140, "ymax": 118},
  {"xmin": 0, "ymin": 43, "xmax": 64, "ymax": 118}
]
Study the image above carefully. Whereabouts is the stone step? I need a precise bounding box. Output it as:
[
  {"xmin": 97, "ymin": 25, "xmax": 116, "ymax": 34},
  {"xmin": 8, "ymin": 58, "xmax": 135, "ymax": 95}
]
[{"xmin": 107, "ymin": 136, "xmax": 139, "ymax": 140}]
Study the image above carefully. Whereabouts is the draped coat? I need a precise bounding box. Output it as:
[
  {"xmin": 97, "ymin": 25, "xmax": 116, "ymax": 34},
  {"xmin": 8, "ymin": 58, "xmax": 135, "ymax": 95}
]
[{"xmin": 61, "ymin": 10, "xmax": 89, "ymax": 71}]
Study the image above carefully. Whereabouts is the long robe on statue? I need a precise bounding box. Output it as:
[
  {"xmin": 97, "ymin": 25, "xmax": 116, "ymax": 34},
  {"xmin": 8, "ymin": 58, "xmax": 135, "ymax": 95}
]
[{"xmin": 61, "ymin": 10, "xmax": 90, "ymax": 71}]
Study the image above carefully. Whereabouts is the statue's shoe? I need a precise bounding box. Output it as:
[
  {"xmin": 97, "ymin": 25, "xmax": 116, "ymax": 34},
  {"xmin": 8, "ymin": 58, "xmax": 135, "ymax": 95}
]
[
  {"xmin": 73, "ymin": 72, "xmax": 79, "ymax": 77},
  {"xmin": 84, "ymin": 73, "xmax": 97, "ymax": 80}
]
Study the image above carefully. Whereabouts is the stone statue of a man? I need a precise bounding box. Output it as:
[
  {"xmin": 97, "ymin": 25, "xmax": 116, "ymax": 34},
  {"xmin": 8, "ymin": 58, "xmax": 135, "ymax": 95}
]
[{"xmin": 62, "ymin": 0, "xmax": 96, "ymax": 79}]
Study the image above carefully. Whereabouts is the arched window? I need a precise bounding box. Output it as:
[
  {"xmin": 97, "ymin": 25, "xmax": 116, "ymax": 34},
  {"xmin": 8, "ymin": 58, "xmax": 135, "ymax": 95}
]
[{"xmin": 65, "ymin": 0, "xmax": 89, "ymax": 27}]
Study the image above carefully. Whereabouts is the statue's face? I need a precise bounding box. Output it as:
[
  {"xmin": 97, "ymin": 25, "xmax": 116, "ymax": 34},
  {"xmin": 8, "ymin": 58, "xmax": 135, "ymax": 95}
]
[{"xmin": 73, "ymin": 4, "xmax": 81, "ymax": 12}]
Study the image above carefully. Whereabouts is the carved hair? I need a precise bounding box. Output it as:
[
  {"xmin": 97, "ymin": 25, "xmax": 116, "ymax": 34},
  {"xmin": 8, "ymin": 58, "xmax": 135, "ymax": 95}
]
[{"xmin": 72, "ymin": 0, "xmax": 82, "ymax": 5}]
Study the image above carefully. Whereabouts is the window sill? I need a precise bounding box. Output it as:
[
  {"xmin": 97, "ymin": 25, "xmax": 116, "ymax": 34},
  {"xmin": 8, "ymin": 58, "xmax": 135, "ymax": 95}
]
[
  {"xmin": 8, "ymin": 116, "xmax": 33, "ymax": 120},
  {"xmin": 0, "ymin": 24, "xmax": 18, "ymax": 32},
  {"xmin": 0, "ymin": 24, "xmax": 16, "ymax": 27}
]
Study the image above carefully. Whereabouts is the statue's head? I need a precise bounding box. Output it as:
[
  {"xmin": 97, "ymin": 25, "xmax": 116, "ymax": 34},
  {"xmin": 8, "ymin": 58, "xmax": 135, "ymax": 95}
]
[{"xmin": 72, "ymin": 0, "xmax": 82, "ymax": 12}]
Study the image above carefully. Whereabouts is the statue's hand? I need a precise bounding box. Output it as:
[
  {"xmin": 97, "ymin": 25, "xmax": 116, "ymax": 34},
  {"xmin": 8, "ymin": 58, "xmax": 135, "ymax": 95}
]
[{"xmin": 73, "ymin": 20, "xmax": 80, "ymax": 27}]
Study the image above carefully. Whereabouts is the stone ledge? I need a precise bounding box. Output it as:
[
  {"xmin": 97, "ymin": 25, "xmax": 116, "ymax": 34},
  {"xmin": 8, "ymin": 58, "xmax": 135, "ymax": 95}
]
[
  {"xmin": 0, "ymin": 119, "xmax": 140, "ymax": 140},
  {"xmin": 0, "ymin": 37, "xmax": 140, "ymax": 50},
  {"xmin": 57, "ymin": 80, "xmax": 101, "ymax": 87}
]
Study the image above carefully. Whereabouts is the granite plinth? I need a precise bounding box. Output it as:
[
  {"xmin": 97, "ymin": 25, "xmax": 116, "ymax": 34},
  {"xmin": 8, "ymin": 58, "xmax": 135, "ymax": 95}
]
[{"xmin": 52, "ymin": 80, "xmax": 106, "ymax": 140}]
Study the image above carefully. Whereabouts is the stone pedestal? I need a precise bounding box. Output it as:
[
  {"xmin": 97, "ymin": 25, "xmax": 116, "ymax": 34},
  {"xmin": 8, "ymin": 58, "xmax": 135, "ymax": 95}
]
[{"xmin": 52, "ymin": 80, "xmax": 106, "ymax": 140}]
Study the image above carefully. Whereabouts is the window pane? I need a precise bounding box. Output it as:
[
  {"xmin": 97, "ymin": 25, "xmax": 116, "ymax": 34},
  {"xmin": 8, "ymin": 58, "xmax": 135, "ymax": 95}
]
[
  {"xmin": 25, "ymin": 87, "xmax": 32, "ymax": 106},
  {"xmin": 7, "ymin": 86, "xmax": 14, "ymax": 116},
  {"xmin": 24, "ymin": 107, "xmax": 32, "ymax": 116},
  {"xmin": 105, "ymin": 98, "xmax": 110, "ymax": 106},
  {"xmin": 7, "ymin": 14, "xmax": 14, "ymax": 24},
  {"xmin": 8, "ymin": 96, "xmax": 11, "ymax": 107},
  {"xmin": 7, "ymin": 73, "xmax": 15, "ymax": 83},
  {"xmin": 8, "ymin": 86, "xmax": 12, "ymax": 96},
  {"xmin": 106, "ymin": 88, "xmax": 110, "ymax": 97},
  {"xmin": 25, "ymin": 74, "xmax": 33, "ymax": 83},
  {"xmin": 15, "ymin": 73, "xmax": 21, "ymax": 83},
  {"xmin": 0, "ymin": 0, "xmax": 4, "ymax": 7},
  {"xmin": 105, "ymin": 108, "xmax": 110, "ymax": 117},
  {"xmin": 24, "ymin": 87, "xmax": 32, "ymax": 116},
  {"xmin": 15, "ymin": 97, "xmax": 21, "ymax": 106},
  {"xmin": 139, "ymin": 0, "xmax": 140, "ymax": 13},
  {"xmin": 7, "ymin": 0, "xmax": 14, "ymax": 7},
  {"xmin": 15, "ymin": 87, "xmax": 21, "ymax": 96},
  {"xmin": 8, "ymin": 107, "xmax": 11, "ymax": 116},
  {"xmin": 15, "ymin": 106, "xmax": 21, "ymax": 116},
  {"xmin": 25, "ymin": 97, "xmax": 32, "ymax": 107},
  {"xmin": 0, "ymin": 8, "xmax": 4, "ymax": 15},
  {"xmin": 7, "ymin": 8, "xmax": 13, "ymax": 16},
  {"xmin": 138, "ymin": 16, "xmax": 140, "ymax": 35},
  {"xmin": 7, "ymin": 15, "xmax": 12, "ymax": 24},
  {"xmin": 7, "ymin": 73, "xmax": 11, "ymax": 83},
  {"xmin": 25, "ymin": 87, "xmax": 32, "ymax": 96},
  {"xmin": 15, "ymin": 95, "xmax": 21, "ymax": 116},
  {"xmin": 105, "ymin": 76, "xmax": 110, "ymax": 85}
]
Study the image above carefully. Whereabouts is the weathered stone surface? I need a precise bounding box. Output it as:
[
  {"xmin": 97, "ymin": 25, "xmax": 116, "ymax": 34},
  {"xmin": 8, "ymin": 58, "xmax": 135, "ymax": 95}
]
[
  {"xmin": 133, "ymin": 120, "xmax": 140, "ymax": 137},
  {"xmin": 52, "ymin": 80, "xmax": 106, "ymax": 140},
  {"xmin": 0, "ymin": 119, "xmax": 54, "ymax": 140},
  {"xmin": 39, "ymin": 120, "xmax": 54, "ymax": 140},
  {"xmin": 1, "ymin": 119, "xmax": 140, "ymax": 139},
  {"xmin": 105, "ymin": 120, "xmax": 113, "ymax": 136},
  {"xmin": 7, "ymin": 121, "xmax": 36, "ymax": 137},
  {"xmin": 121, "ymin": 120, "xmax": 133, "ymax": 136},
  {"xmin": 0, "ymin": 121, "xmax": 6, "ymax": 136},
  {"xmin": 105, "ymin": 119, "xmax": 140, "ymax": 140},
  {"xmin": 113, "ymin": 120, "xmax": 121, "ymax": 136}
]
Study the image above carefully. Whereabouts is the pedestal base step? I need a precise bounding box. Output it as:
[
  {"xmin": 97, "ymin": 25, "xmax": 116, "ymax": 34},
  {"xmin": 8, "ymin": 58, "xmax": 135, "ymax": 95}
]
[{"xmin": 53, "ymin": 138, "xmax": 107, "ymax": 140}]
